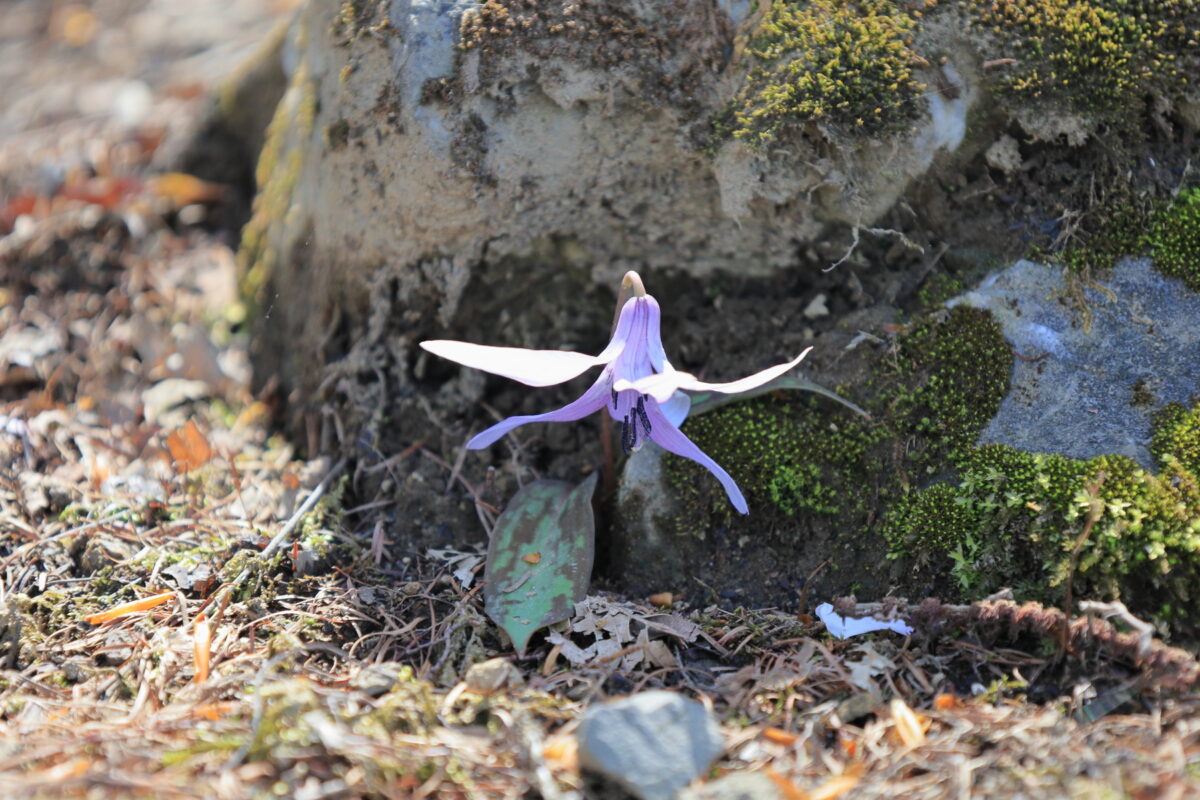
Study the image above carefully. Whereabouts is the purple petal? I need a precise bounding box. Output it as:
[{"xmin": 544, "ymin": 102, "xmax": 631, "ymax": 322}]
[
  {"xmin": 644, "ymin": 401, "xmax": 748, "ymax": 514},
  {"xmin": 420, "ymin": 340, "xmax": 605, "ymax": 387},
  {"xmin": 659, "ymin": 391, "xmax": 691, "ymax": 427},
  {"xmin": 596, "ymin": 297, "xmax": 639, "ymax": 361},
  {"xmin": 640, "ymin": 295, "xmax": 672, "ymax": 372},
  {"xmin": 467, "ymin": 376, "xmax": 610, "ymax": 449}
]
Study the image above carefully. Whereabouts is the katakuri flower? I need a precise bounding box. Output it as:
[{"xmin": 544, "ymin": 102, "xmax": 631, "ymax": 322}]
[{"xmin": 420, "ymin": 272, "xmax": 810, "ymax": 514}]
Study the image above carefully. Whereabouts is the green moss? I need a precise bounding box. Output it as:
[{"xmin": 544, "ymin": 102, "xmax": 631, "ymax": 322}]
[
  {"xmin": 1057, "ymin": 201, "xmax": 1151, "ymax": 275},
  {"xmin": 916, "ymin": 272, "xmax": 966, "ymax": 309},
  {"xmin": 720, "ymin": 0, "xmax": 927, "ymax": 145},
  {"xmin": 967, "ymin": 0, "xmax": 1199, "ymax": 120},
  {"xmin": 665, "ymin": 306, "xmax": 1012, "ymax": 543},
  {"xmin": 1152, "ymin": 402, "xmax": 1200, "ymax": 474},
  {"xmin": 884, "ymin": 482, "xmax": 979, "ymax": 557},
  {"xmin": 887, "ymin": 433, "xmax": 1200, "ymax": 634},
  {"xmin": 1149, "ymin": 187, "xmax": 1200, "ymax": 291}
]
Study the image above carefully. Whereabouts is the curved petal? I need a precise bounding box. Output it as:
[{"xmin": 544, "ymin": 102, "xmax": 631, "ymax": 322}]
[
  {"xmin": 640, "ymin": 295, "xmax": 672, "ymax": 372},
  {"xmin": 643, "ymin": 401, "xmax": 748, "ymax": 514},
  {"xmin": 420, "ymin": 340, "xmax": 604, "ymax": 387},
  {"xmin": 659, "ymin": 391, "xmax": 691, "ymax": 428},
  {"xmin": 613, "ymin": 367, "xmax": 691, "ymax": 404},
  {"xmin": 595, "ymin": 297, "xmax": 639, "ymax": 362},
  {"xmin": 467, "ymin": 376, "xmax": 610, "ymax": 449},
  {"xmin": 616, "ymin": 348, "xmax": 813, "ymax": 403}
]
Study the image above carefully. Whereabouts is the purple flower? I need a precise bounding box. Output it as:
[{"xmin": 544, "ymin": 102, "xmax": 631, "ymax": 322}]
[{"xmin": 420, "ymin": 272, "xmax": 810, "ymax": 514}]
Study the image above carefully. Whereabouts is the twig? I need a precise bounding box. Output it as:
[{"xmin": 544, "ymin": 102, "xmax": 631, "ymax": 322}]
[
  {"xmin": 1061, "ymin": 472, "xmax": 1107, "ymax": 655},
  {"xmin": 1079, "ymin": 600, "xmax": 1155, "ymax": 661}
]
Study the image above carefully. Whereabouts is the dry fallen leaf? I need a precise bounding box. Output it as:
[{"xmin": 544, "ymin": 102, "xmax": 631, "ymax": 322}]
[
  {"xmin": 193, "ymin": 612, "xmax": 211, "ymax": 685},
  {"xmin": 890, "ymin": 697, "xmax": 928, "ymax": 747},
  {"xmin": 542, "ymin": 734, "xmax": 579, "ymax": 774},
  {"xmin": 648, "ymin": 592, "xmax": 674, "ymax": 607},
  {"xmin": 166, "ymin": 419, "xmax": 214, "ymax": 472},
  {"xmin": 146, "ymin": 173, "xmax": 226, "ymax": 207},
  {"xmin": 809, "ymin": 764, "xmax": 864, "ymax": 800},
  {"xmin": 521, "ymin": 552, "xmax": 541, "ymax": 564},
  {"xmin": 934, "ymin": 692, "xmax": 963, "ymax": 710},
  {"xmin": 763, "ymin": 726, "xmax": 800, "ymax": 746},
  {"xmin": 84, "ymin": 591, "xmax": 175, "ymax": 625}
]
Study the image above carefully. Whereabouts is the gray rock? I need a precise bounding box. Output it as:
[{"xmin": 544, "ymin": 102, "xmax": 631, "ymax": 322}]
[
  {"xmin": 578, "ymin": 690, "xmax": 725, "ymax": 800},
  {"xmin": 243, "ymin": 0, "xmax": 983, "ymax": 405},
  {"xmin": 349, "ymin": 662, "xmax": 405, "ymax": 697},
  {"xmin": 949, "ymin": 258, "xmax": 1200, "ymax": 468}
]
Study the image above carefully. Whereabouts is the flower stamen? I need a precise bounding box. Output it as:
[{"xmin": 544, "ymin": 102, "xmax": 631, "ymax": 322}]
[{"xmin": 636, "ymin": 395, "xmax": 652, "ymax": 436}]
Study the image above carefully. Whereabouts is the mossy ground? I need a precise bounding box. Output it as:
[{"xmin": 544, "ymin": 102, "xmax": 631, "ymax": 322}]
[
  {"xmin": 664, "ymin": 306, "xmax": 1012, "ymax": 595},
  {"xmin": 1055, "ymin": 185, "xmax": 1200, "ymax": 293},
  {"xmin": 666, "ymin": 300, "xmax": 1200, "ymax": 638}
]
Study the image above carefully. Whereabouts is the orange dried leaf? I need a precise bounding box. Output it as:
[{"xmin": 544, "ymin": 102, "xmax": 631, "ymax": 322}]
[
  {"xmin": 193, "ymin": 612, "xmax": 211, "ymax": 685},
  {"xmin": 890, "ymin": 697, "xmax": 927, "ymax": 747},
  {"xmin": 147, "ymin": 173, "xmax": 226, "ymax": 207},
  {"xmin": 194, "ymin": 704, "xmax": 221, "ymax": 721},
  {"xmin": 809, "ymin": 765, "xmax": 864, "ymax": 800},
  {"xmin": 765, "ymin": 768, "xmax": 810, "ymax": 800},
  {"xmin": 839, "ymin": 734, "xmax": 857, "ymax": 758},
  {"xmin": 281, "ymin": 471, "xmax": 301, "ymax": 489},
  {"xmin": 85, "ymin": 591, "xmax": 174, "ymax": 624},
  {"xmin": 542, "ymin": 734, "xmax": 579, "ymax": 773},
  {"xmin": 763, "ymin": 726, "xmax": 800, "ymax": 746},
  {"xmin": 521, "ymin": 552, "xmax": 542, "ymax": 564},
  {"xmin": 934, "ymin": 692, "xmax": 963, "ymax": 710},
  {"xmin": 166, "ymin": 419, "xmax": 213, "ymax": 472},
  {"xmin": 648, "ymin": 592, "xmax": 674, "ymax": 607}
]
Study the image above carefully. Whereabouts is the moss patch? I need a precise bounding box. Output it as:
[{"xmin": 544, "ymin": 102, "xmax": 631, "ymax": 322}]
[
  {"xmin": 720, "ymin": 0, "xmax": 927, "ymax": 145},
  {"xmin": 664, "ymin": 306, "xmax": 1011, "ymax": 572},
  {"xmin": 967, "ymin": 0, "xmax": 1199, "ymax": 121},
  {"xmin": 1149, "ymin": 186, "xmax": 1200, "ymax": 292},
  {"xmin": 885, "ymin": 437, "xmax": 1200, "ymax": 636},
  {"xmin": 1152, "ymin": 402, "xmax": 1200, "ymax": 475}
]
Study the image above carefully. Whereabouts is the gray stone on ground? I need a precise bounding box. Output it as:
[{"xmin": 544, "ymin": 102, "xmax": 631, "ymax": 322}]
[
  {"xmin": 949, "ymin": 257, "xmax": 1200, "ymax": 468},
  {"xmin": 578, "ymin": 690, "xmax": 725, "ymax": 800}
]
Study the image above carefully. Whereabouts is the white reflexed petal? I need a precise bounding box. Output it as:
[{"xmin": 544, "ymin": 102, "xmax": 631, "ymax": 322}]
[
  {"xmin": 420, "ymin": 340, "xmax": 604, "ymax": 387},
  {"xmin": 671, "ymin": 348, "xmax": 812, "ymax": 396},
  {"xmin": 612, "ymin": 369, "xmax": 690, "ymax": 403},
  {"xmin": 815, "ymin": 603, "xmax": 914, "ymax": 640},
  {"xmin": 658, "ymin": 391, "xmax": 691, "ymax": 427}
]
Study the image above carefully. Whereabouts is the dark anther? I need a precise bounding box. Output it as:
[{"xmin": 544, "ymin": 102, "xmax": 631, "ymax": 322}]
[
  {"xmin": 636, "ymin": 396, "xmax": 651, "ymax": 436},
  {"xmin": 620, "ymin": 415, "xmax": 632, "ymax": 454},
  {"xmin": 611, "ymin": 387, "xmax": 618, "ymax": 410}
]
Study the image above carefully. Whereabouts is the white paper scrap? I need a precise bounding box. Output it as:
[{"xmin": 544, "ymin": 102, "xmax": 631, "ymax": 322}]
[{"xmin": 815, "ymin": 603, "xmax": 914, "ymax": 640}]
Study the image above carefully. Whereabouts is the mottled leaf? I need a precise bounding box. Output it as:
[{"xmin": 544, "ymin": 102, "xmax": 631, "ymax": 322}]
[
  {"xmin": 689, "ymin": 373, "xmax": 870, "ymax": 418},
  {"xmin": 484, "ymin": 472, "xmax": 598, "ymax": 655}
]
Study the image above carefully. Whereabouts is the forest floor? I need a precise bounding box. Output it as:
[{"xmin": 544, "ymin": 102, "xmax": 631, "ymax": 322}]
[{"xmin": 1, "ymin": 1, "xmax": 1199, "ymax": 798}]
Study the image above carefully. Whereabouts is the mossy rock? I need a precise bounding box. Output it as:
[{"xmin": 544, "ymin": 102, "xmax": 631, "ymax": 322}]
[{"xmin": 613, "ymin": 296, "xmax": 1200, "ymax": 641}]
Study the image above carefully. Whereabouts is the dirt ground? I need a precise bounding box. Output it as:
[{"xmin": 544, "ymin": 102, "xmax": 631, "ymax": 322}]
[{"xmin": 1, "ymin": 1, "xmax": 1199, "ymax": 798}]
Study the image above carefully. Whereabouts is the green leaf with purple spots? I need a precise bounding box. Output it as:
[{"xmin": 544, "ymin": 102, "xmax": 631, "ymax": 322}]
[{"xmin": 483, "ymin": 472, "xmax": 598, "ymax": 655}]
